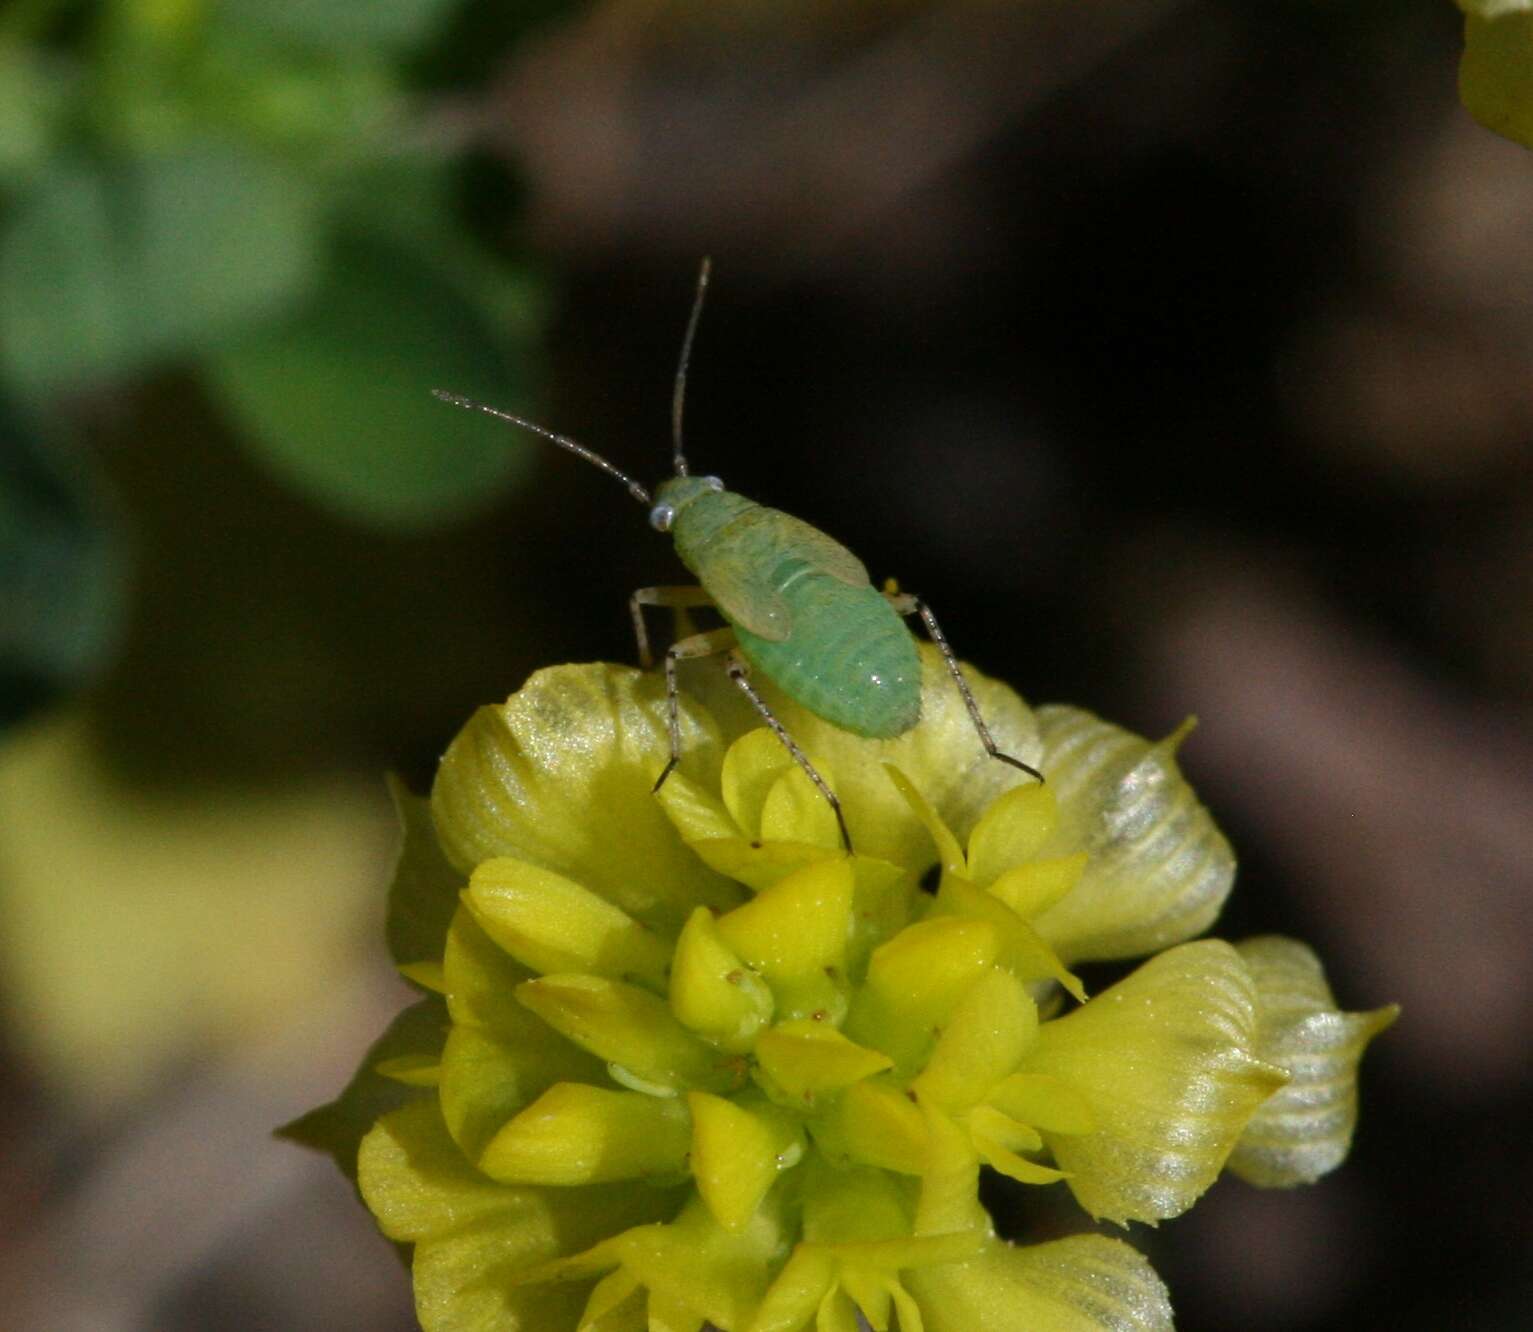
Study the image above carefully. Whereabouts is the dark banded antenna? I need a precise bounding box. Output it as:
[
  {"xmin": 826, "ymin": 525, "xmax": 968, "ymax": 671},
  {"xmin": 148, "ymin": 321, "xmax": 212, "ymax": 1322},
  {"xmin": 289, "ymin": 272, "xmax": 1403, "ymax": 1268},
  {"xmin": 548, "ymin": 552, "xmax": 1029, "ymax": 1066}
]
[
  {"xmin": 431, "ymin": 389, "xmax": 651, "ymax": 506},
  {"xmin": 670, "ymin": 257, "xmax": 712, "ymax": 478}
]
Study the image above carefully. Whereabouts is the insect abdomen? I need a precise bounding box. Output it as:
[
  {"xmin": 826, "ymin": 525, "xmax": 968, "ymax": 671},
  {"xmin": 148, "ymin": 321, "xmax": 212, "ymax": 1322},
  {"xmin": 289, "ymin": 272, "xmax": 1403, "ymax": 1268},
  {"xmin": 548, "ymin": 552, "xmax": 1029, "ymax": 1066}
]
[{"xmin": 733, "ymin": 575, "xmax": 922, "ymax": 739}]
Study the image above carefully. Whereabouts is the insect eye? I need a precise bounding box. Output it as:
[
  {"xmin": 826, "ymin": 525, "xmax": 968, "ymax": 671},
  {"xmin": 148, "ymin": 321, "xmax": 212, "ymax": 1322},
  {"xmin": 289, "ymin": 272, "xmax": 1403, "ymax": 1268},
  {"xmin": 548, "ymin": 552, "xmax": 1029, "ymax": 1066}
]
[
  {"xmin": 648, "ymin": 502, "xmax": 676, "ymax": 532},
  {"xmin": 702, "ymin": 475, "xmax": 724, "ymax": 492}
]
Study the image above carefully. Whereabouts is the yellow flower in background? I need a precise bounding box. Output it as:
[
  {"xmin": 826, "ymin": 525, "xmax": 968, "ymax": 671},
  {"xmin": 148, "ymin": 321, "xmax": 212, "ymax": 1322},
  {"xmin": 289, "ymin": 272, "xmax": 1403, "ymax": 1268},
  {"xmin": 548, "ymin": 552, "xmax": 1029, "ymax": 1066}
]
[
  {"xmin": 1457, "ymin": 0, "xmax": 1533, "ymax": 151},
  {"xmin": 287, "ymin": 645, "xmax": 1396, "ymax": 1331}
]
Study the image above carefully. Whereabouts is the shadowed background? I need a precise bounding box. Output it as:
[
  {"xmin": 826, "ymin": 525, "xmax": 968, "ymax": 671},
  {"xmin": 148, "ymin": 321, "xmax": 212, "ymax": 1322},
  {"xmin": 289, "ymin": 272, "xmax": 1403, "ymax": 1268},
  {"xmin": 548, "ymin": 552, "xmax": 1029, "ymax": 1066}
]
[{"xmin": 0, "ymin": 1, "xmax": 1528, "ymax": 1328}]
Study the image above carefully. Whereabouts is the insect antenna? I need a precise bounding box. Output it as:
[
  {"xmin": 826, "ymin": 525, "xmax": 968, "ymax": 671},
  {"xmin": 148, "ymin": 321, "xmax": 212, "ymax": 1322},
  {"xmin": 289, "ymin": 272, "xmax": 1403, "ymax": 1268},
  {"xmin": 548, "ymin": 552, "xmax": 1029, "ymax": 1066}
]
[
  {"xmin": 431, "ymin": 390, "xmax": 652, "ymax": 505},
  {"xmin": 670, "ymin": 256, "xmax": 712, "ymax": 478}
]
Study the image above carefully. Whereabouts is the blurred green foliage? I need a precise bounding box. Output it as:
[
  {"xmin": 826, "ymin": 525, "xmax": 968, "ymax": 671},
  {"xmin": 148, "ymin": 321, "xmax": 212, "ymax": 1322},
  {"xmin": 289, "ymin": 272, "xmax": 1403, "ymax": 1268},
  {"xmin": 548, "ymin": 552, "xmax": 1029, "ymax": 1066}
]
[
  {"xmin": 0, "ymin": 0, "xmax": 560, "ymax": 729},
  {"xmin": 0, "ymin": 404, "xmax": 124, "ymax": 728}
]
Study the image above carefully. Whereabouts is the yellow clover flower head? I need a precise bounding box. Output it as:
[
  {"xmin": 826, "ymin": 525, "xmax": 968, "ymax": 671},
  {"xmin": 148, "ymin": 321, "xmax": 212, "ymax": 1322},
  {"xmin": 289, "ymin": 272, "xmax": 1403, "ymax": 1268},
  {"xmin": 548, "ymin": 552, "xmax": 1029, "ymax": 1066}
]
[{"xmin": 287, "ymin": 645, "xmax": 1396, "ymax": 1332}]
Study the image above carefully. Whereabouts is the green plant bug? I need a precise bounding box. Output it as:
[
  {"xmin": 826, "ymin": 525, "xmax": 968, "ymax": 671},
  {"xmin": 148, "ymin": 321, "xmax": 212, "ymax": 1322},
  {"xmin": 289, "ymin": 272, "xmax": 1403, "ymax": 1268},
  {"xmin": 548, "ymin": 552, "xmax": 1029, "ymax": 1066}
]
[{"xmin": 434, "ymin": 260, "xmax": 1042, "ymax": 851}]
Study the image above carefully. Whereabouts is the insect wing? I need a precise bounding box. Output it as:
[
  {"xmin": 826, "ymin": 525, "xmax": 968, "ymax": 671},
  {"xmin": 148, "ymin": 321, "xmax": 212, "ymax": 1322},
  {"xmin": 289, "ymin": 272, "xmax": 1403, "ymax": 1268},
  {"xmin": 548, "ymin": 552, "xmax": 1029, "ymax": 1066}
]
[
  {"xmin": 768, "ymin": 510, "xmax": 870, "ymax": 588},
  {"xmin": 698, "ymin": 506, "xmax": 870, "ymax": 642},
  {"xmin": 698, "ymin": 551, "xmax": 793, "ymax": 641}
]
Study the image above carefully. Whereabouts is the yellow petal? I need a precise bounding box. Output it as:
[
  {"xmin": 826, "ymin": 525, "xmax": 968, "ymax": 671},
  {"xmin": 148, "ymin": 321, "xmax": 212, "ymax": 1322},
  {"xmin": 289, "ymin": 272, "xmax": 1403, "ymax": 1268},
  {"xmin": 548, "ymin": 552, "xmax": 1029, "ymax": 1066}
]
[
  {"xmin": 985, "ymin": 1073, "xmax": 1096, "ymax": 1137},
  {"xmin": 846, "ymin": 918, "xmax": 1000, "ymax": 1071},
  {"xmin": 358, "ymin": 1097, "xmax": 675, "ymax": 1248},
  {"xmin": 691, "ymin": 644, "xmax": 1041, "ymax": 872},
  {"xmin": 974, "ymin": 1143, "xmax": 1068, "ymax": 1188},
  {"xmin": 907, "ymin": 1234, "xmax": 1173, "ymax": 1332},
  {"xmin": 715, "ymin": 857, "xmax": 854, "ymax": 984},
  {"xmin": 934, "ymin": 876, "xmax": 1085, "ymax": 1002},
  {"xmin": 755, "ymin": 1019, "xmax": 894, "ymax": 1102},
  {"xmin": 910, "ymin": 968, "xmax": 1038, "ymax": 1113},
  {"xmin": 969, "ymin": 1107, "xmax": 1068, "ymax": 1186},
  {"xmin": 647, "ymin": 1287, "xmax": 707, "ymax": 1332},
  {"xmin": 608, "ymin": 1197, "xmax": 783, "ymax": 1332},
  {"xmin": 799, "ymin": 1159, "xmax": 918, "ymax": 1245},
  {"xmin": 478, "ymin": 1082, "xmax": 690, "ymax": 1185},
  {"xmin": 965, "ymin": 783, "xmax": 1058, "ymax": 888},
  {"xmin": 748, "ymin": 1246, "xmax": 837, "ymax": 1332},
  {"xmin": 987, "ymin": 854, "xmax": 1088, "ymax": 922},
  {"xmin": 685, "ymin": 835, "xmax": 833, "ymax": 894},
  {"xmin": 467, "ymin": 857, "xmax": 671, "ymax": 986},
  {"xmin": 884, "ymin": 763, "xmax": 965, "ymax": 877},
  {"xmin": 689, "ymin": 1091, "xmax": 804, "ymax": 1233},
  {"xmin": 412, "ymin": 1227, "xmax": 595, "ymax": 1330},
  {"xmin": 846, "ymin": 855, "xmax": 921, "ymax": 974},
  {"xmin": 967, "ymin": 1104, "xmax": 1043, "ymax": 1155},
  {"xmin": 431, "ymin": 664, "xmax": 741, "ymax": 932},
  {"xmin": 1029, "ymin": 707, "xmax": 1234, "ymax": 963},
  {"xmin": 721, "ymin": 727, "xmax": 798, "ymax": 841},
  {"xmin": 814, "ymin": 1079, "xmax": 928, "ymax": 1176},
  {"xmin": 838, "ymin": 1270, "xmax": 891, "ymax": 1331},
  {"xmin": 515, "ymin": 974, "xmax": 733, "ymax": 1094},
  {"xmin": 653, "ymin": 766, "xmax": 739, "ymax": 843},
  {"xmin": 1227, "ymin": 935, "xmax": 1399, "ymax": 1188},
  {"xmin": 359, "ymin": 1100, "xmax": 522, "ymax": 1241},
  {"xmin": 887, "ymin": 1279, "xmax": 925, "ymax": 1332},
  {"xmin": 1023, "ymin": 940, "xmax": 1290, "ymax": 1224},
  {"xmin": 826, "ymin": 1231, "xmax": 987, "ymax": 1271},
  {"xmin": 1461, "ymin": 12, "xmax": 1533, "ymax": 150},
  {"xmin": 817, "ymin": 1286, "xmax": 863, "ymax": 1332},
  {"xmin": 761, "ymin": 758, "xmax": 843, "ymax": 851},
  {"xmin": 669, "ymin": 907, "xmax": 774, "ymax": 1052},
  {"xmin": 439, "ymin": 907, "xmax": 604, "ymax": 1160},
  {"xmin": 912, "ymin": 1101, "xmax": 988, "ymax": 1237},
  {"xmin": 581, "ymin": 1269, "xmax": 644, "ymax": 1329}
]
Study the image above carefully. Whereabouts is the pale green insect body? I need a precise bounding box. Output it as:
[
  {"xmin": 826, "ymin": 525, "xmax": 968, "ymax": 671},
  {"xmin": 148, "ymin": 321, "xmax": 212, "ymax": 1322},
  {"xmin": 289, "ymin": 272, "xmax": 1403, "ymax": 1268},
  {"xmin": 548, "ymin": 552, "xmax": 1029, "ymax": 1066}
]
[
  {"xmin": 654, "ymin": 476, "xmax": 922, "ymax": 739},
  {"xmin": 433, "ymin": 262, "xmax": 1038, "ymax": 853}
]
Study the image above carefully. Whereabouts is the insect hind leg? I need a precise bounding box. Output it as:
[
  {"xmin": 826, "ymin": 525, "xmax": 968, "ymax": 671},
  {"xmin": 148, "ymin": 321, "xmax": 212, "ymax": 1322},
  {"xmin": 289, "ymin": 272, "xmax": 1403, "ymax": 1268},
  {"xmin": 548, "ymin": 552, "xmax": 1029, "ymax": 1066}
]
[
  {"xmin": 725, "ymin": 651, "xmax": 853, "ymax": 854},
  {"xmin": 654, "ymin": 626, "xmax": 737, "ymax": 793},
  {"xmin": 887, "ymin": 590, "xmax": 1044, "ymax": 783}
]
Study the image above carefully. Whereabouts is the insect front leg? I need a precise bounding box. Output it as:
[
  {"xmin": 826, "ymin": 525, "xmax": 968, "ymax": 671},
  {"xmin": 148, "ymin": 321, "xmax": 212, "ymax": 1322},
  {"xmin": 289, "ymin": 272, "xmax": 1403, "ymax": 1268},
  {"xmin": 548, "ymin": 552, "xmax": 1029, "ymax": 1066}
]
[
  {"xmin": 725, "ymin": 650, "xmax": 854, "ymax": 855},
  {"xmin": 629, "ymin": 585, "xmax": 717, "ymax": 669},
  {"xmin": 654, "ymin": 626, "xmax": 737, "ymax": 792},
  {"xmin": 886, "ymin": 590, "xmax": 1044, "ymax": 783}
]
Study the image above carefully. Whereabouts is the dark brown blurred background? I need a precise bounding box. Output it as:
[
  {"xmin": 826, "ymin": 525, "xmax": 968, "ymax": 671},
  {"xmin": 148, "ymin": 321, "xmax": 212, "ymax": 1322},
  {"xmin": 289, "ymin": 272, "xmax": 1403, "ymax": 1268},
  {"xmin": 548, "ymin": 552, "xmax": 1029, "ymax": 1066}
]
[{"xmin": 1, "ymin": 1, "xmax": 1529, "ymax": 1328}]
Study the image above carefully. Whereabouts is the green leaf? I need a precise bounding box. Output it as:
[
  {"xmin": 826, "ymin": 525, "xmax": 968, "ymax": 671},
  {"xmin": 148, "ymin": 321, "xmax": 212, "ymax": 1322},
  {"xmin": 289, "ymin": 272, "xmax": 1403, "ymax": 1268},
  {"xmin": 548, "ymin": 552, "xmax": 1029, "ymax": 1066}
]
[
  {"xmin": 385, "ymin": 775, "xmax": 466, "ymax": 971},
  {"xmin": 204, "ymin": 238, "xmax": 540, "ymax": 529},
  {"xmin": 1461, "ymin": 11, "xmax": 1533, "ymax": 150},
  {"xmin": 278, "ymin": 995, "xmax": 448, "ymax": 1187},
  {"xmin": 0, "ymin": 147, "xmax": 319, "ymax": 394},
  {"xmin": 223, "ymin": 0, "xmax": 463, "ymax": 51},
  {"xmin": 333, "ymin": 157, "xmax": 552, "ymax": 344},
  {"xmin": 0, "ymin": 45, "xmax": 66, "ymax": 184},
  {"xmin": 0, "ymin": 403, "xmax": 125, "ymax": 728}
]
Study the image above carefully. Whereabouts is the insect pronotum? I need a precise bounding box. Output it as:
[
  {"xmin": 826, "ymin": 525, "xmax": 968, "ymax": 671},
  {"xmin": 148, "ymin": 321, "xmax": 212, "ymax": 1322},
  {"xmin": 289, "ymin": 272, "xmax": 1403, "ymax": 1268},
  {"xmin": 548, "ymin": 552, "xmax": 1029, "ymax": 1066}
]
[{"xmin": 434, "ymin": 260, "xmax": 1042, "ymax": 852}]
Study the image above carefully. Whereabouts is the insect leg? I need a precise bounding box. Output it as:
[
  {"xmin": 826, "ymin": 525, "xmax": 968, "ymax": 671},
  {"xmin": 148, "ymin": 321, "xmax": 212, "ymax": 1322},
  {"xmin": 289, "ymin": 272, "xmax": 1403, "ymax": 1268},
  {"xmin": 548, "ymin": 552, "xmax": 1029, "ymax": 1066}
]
[
  {"xmin": 886, "ymin": 591, "xmax": 1044, "ymax": 782},
  {"xmin": 725, "ymin": 650, "xmax": 854, "ymax": 854},
  {"xmin": 654, "ymin": 626, "xmax": 737, "ymax": 792},
  {"xmin": 630, "ymin": 585, "xmax": 716, "ymax": 669}
]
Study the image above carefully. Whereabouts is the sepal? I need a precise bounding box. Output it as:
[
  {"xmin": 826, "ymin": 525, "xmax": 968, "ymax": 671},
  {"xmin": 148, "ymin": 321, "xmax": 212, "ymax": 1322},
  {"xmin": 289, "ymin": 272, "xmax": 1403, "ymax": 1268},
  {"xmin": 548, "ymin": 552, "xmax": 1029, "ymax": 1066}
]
[{"xmin": 1227, "ymin": 935, "xmax": 1399, "ymax": 1188}]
